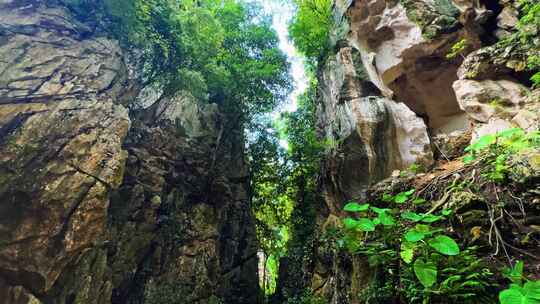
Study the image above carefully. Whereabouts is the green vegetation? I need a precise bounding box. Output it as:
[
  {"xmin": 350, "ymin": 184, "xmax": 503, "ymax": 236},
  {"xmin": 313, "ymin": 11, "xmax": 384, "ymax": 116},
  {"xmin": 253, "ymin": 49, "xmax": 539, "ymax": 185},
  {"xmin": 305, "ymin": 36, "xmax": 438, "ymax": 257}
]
[
  {"xmin": 59, "ymin": 1, "xmax": 540, "ymax": 303},
  {"xmin": 60, "ymin": 0, "xmax": 291, "ymax": 121},
  {"xmin": 333, "ymin": 128, "xmax": 540, "ymax": 303},
  {"xmin": 463, "ymin": 128, "xmax": 540, "ymax": 182},
  {"xmin": 500, "ymin": 261, "xmax": 540, "ymax": 304},
  {"xmin": 249, "ymin": 79, "xmax": 323, "ymax": 297},
  {"xmin": 518, "ymin": 0, "xmax": 540, "ymax": 86},
  {"xmin": 288, "ymin": 0, "xmax": 333, "ymax": 61},
  {"xmin": 446, "ymin": 39, "xmax": 469, "ymax": 60},
  {"xmin": 340, "ymin": 198, "xmax": 495, "ymax": 303}
]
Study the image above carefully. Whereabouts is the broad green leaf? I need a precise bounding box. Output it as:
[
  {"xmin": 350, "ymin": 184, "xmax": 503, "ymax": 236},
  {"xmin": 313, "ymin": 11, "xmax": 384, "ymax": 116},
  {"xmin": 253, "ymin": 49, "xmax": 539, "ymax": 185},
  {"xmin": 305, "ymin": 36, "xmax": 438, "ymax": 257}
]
[
  {"xmin": 468, "ymin": 134, "xmax": 496, "ymax": 152},
  {"xmin": 415, "ymin": 224, "xmax": 433, "ymax": 233},
  {"xmin": 382, "ymin": 193, "xmax": 393, "ymax": 202},
  {"xmin": 404, "ymin": 189, "xmax": 416, "ymax": 196},
  {"xmin": 428, "ymin": 235, "xmax": 460, "ymax": 256},
  {"xmin": 500, "ymin": 283, "xmax": 540, "ymax": 304},
  {"xmin": 344, "ymin": 202, "xmax": 370, "ymax": 212},
  {"xmin": 498, "ymin": 128, "xmax": 525, "ymax": 139},
  {"xmin": 414, "ymin": 259, "xmax": 437, "ymax": 288},
  {"xmin": 524, "ymin": 281, "xmax": 540, "ymax": 300},
  {"xmin": 370, "ymin": 206, "xmax": 389, "ymax": 214},
  {"xmin": 343, "ymin": 218, "xmax": 358, "ymax": 230},
  {"xmin": 401, "ymin": 211, "xmax": 423, "ymax": 222},
  {"xmin": 395, "ymin": 189, "xmax": 415, "ymax": 203},
  {"xmin": 405, "ymin": 229, "xmax": 426, "ymax": 242},
  {"xmin": 356, "ymin": 218, "xmax": 376, "ymax": 232},
  {"xmin": 421, "ymin": 214, "xmax": 443, "ymax": 223},
  {"xmin": 441, "ymin": 209, "xmax": 452, "ymax": 216},
  {"xmin": 379, "ymin": 212, "xmax": 396, "ymax": 226},
  {"xmin": 372, "ymin": 217, "xmax": 381, "ymax": 225},
  {"xmin": 499, "ymin": 288, "xmax": 524, "ymax": 304}
]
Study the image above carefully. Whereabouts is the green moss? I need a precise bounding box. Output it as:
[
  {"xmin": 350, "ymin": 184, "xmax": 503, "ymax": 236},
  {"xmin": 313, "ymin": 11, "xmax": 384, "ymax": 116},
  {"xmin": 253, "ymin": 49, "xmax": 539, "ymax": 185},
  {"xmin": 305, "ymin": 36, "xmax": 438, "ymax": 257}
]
[{"xmin": 400, "ymin": 0, "xmax": 460, "ymax": 39}]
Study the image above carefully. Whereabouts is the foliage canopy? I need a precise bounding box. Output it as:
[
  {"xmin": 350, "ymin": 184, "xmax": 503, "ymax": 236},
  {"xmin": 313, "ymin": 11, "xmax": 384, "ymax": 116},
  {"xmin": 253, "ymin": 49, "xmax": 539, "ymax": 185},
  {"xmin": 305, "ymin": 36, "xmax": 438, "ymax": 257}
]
[{"xmin": 60, "ymin": 0, "xmax": 292, "ymax": 120}]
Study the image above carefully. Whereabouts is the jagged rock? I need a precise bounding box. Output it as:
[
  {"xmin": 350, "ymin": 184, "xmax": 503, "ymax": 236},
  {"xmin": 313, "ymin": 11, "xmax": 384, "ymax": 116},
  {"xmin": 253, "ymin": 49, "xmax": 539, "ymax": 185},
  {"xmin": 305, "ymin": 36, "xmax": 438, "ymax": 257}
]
[
  {"xmin": 317, "ymin": 46, "xmax": 433, "ymax": 206},
  {"xmin": 0, "ymin": 2, "xmax": 260, "ymax": 303},
  {"xmin": 342, "ymin": 0, "xmax": 488, "ymax": 133},
  {"xmin": 0, "ymin": 3, "xmax": 131, "ymax": 296},
  {"xmin": 302, "ymin": 0, "xmax": 540, "ymax": 302},
  {"xmin": 453, "ymin": 79, "xmax": 529, "ymax": 123},
  {"xmin": 432, "ymin": 130, "xmax": 472, "ymax": 159},
  {"xmin": 512, "ymin": 90, "xmax": 540, "ymax": 132}
]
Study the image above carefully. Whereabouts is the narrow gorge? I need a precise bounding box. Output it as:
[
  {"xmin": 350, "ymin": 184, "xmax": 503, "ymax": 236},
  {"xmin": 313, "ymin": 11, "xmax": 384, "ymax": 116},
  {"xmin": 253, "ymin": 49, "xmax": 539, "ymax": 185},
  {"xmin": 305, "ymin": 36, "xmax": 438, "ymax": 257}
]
[{"xmin": 0, "ymin": 0, "xmax": 539, "ymax": 304}]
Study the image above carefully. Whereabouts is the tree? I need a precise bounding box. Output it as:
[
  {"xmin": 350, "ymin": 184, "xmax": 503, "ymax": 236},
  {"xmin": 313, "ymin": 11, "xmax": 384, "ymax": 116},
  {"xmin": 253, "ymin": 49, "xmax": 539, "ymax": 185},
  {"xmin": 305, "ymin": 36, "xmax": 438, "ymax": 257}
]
[{"xmin": 288, "ymin": 0, "xmax": 332, "ymax": 61}]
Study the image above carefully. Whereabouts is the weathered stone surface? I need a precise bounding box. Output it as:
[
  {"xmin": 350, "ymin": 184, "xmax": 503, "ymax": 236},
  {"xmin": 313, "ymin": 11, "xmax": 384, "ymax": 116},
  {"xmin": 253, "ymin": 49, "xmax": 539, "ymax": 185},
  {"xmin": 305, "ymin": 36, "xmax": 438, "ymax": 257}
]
[
  {"xmin": 0, "ymin": 2, "xmax": 260, "ymax": 304},
  {"xmin": 105, "ymin": 99, "xmax": 259, "ymax": 303},
  {"xmin": 317, "ymin": 45, "xmax": 433, "ymax": 207},
  {"xmin": 513, "ymin": 91, "xmax": 540, "ymax": 131},
  {"xmin": 453, "ymin": 79, "xmax": 529, "ymax": 122},
  {"xmin": 0, "ymin": 2, "xmax": 130, "ymax": 296},
  {"xmin": 343, "ymin": 0, "xmax": 488, "ymax": 133},
  {"xmin": 301, "ymin": 0, "xmax": 540, "ymax": 302}
]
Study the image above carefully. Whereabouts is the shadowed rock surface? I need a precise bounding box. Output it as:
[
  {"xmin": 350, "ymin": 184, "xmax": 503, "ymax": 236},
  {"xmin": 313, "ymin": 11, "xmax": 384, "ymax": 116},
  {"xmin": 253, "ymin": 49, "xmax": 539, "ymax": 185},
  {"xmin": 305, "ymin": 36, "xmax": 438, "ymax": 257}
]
[{"xmin": 0, "ymin": 2, "xmax": 260, "ymax": 303}]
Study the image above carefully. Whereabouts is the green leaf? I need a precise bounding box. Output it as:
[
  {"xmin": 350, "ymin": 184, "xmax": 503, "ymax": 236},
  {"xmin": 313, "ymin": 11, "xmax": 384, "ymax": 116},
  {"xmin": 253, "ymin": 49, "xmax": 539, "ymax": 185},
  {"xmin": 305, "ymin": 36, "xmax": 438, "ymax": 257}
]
[
  {"xmin": 498, "ymin": 128, "xmax": 525, "ymax": 139},
  {"xmin": 405, "ymin": 229, "xmax": 426, "ymax": 242},
  {"xmin": 395, "ymin": 189, "xmax": 415, "ymax": 203},
  {"xmin": 500, "ymin": 283, "xmax": 540, "ymax": 304},
  {"xmin": 400, "ymin": 242, "xmax": 415, "ymax": 264},
  {"xmin": 343, "ymin": 218, "xmax": 358, "ymax": 230},
  {"xmin": 463, "ymin": 154, "xmax": 476, "ymax": 164},
  {"xmin": 413, "ymin": 198, "xmax": 427, "ymax": 205},
  {"xmin": 499, "ymin": 288, "xmax": 522, "ymax": 304},
  {"xmin": 524, "ymin": 281, "xmax": 540, "ymax": 300},
  {"xmin": 382, "ymin": 193, "xmax": 393, "ymax": 202},
  {"xmin": 401, "ymin": 211, "xmax": 423, "ymax": 222},
  {"xmin": 428, "ymin": 235, "xmax": 460, "ymax": 256},
  {"xmin": 356, "ymin": 218, "xmax": 376, "ymax": 232},
  {"xmin": 421, "ymin": 214, "xmax": 443, "ymax": 223},
  {"xmin": 414, "ymin": 259, "xmax": 437, "ymax": 288},
  {"xmin": 506, "ymin": 261, "xmax": 525, "ymax": 284},
  {"xmin": 370, "ymin": 207, "xmax": 390, "ymax": 214},
  {"xmin": 379, "ymin": 212, "xmax": 396, "ymax": 226},
  {"xmin": 441, "ymin": 209, "xmax": 452, "ymax": 216},
  {"xmin": 344, "ymin": 202, "xmax": 370, "ymax": 212},
  {"xmin": 468, "ymin": 134, "xmax": 497, "ymax": 152}
]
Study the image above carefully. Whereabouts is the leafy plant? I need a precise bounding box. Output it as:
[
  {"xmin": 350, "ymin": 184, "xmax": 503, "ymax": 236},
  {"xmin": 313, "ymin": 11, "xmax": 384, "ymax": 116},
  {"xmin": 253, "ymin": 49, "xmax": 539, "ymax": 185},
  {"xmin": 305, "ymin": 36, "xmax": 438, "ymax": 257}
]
[
  {"xmin": 463, "ymin": 128, "xmax": 540, "ymax": 182},
  {"xmin": 499, "ymin": 261, "xmax": 540, "ymax": 304},
  {"xmin": 446, "ymin": 39, "xmax": 469, "ymax": 60},
  {"xmin": 382, "ymin": 188, "xmax": 416, "ymax": 204},
  {"xmin": 339, "ymin": 195, "xmax": 496, "ymax": 303}
]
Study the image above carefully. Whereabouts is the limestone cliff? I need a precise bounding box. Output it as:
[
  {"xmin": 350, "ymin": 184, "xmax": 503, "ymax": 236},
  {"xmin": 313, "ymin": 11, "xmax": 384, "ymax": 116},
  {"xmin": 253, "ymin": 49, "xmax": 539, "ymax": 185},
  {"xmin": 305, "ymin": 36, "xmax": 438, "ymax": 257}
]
[
  {"xmin": 306, "ymin": 0, "xmax": 540, "ymax": 302},
  {"xmin": 0, "ymin": 1, "xmax": 259, "ymax": 303}
]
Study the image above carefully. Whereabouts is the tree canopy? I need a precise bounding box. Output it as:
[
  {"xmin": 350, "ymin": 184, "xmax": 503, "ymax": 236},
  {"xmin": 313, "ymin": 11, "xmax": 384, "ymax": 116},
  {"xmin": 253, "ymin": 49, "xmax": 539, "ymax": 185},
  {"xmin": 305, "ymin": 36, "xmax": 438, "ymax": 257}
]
[
  {"xmin": 61, "ymin": 0, "xmax": 292, "ymax": 120},
  {"xmin": 288, "ymin": 0, "xmax": 332, "ymax": 61}
]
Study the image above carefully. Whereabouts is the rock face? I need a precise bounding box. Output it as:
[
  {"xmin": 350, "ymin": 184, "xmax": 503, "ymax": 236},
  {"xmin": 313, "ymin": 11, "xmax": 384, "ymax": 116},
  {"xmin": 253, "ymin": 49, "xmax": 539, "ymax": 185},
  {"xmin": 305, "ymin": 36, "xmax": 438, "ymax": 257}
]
[
  {"xmin": 306, "ymin": 0, "xmax": 540, "ymax": 302},
  {"xmin": 317, "ymin": 45, "xmax": 433, "ymax": 209},
  {"xmin": 0, "ymin": 2, "xmax": 259, "ymax": 304}
]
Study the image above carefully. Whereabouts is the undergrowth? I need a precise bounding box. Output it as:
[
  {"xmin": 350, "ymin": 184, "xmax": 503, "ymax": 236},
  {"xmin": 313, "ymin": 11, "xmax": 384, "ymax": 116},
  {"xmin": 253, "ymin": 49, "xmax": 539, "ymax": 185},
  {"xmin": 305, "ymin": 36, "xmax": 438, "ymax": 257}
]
[{"xmin": 335, "ymin": 128, "xmax": 540, "ymax": 303}]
